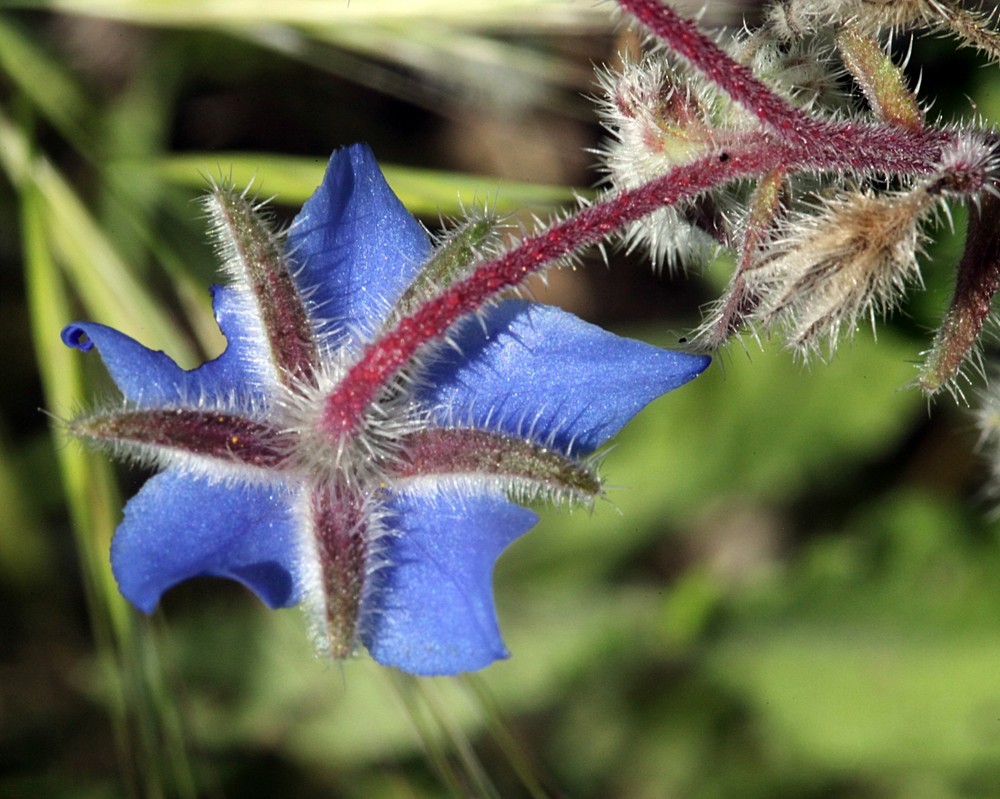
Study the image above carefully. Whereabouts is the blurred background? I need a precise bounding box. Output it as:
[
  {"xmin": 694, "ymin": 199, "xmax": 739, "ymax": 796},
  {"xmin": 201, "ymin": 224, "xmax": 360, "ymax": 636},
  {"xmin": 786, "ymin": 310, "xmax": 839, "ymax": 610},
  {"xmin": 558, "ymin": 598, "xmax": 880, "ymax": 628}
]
[{"xmin": 3, "ymin": 0, "xmax": 1000, "ymax": 796}]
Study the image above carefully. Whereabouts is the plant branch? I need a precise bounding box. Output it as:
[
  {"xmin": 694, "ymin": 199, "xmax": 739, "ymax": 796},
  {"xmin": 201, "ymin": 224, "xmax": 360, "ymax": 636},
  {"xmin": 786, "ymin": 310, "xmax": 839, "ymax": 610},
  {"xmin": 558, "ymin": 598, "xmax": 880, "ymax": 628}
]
[
  {"xmin": 322, "ymin": 121, "xmax": 953, "ymax": 436},
  {"xmin": 616, "ymin": 0, "xmax": 824, "ymax": 142}
]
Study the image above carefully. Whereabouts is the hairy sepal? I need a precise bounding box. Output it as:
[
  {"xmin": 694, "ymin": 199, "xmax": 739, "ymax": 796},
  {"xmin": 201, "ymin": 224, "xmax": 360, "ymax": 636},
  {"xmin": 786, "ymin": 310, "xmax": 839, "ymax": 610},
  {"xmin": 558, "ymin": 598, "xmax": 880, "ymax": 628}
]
[
  {"xmin": 836, "ymin": 25, "xmax": 922, "ymax": 130},
  {"xmin": 391, "ymin": 428, "xmax": 603, "ymax": 507},
  {"xmin": 389, "ymin": 214, "xmax": 506, "ymax": 327},
  {"xmin": 695, "ymin": 167, "xmax": 787, "ymax": 350},
  {"xmin": 203, "ymin": 181, "xmax": 320, "ymax": 389},
  {"xmin": 917, "ymin": 191, "xmax": 1000, "ymax": 399},
  {"xmin": 595, "ymin": 54, "xmax": 735, "ymax": 270},
  {"xmin": 748, "ymin": 185, "xmax": 932, "ymax": 357},
  {"xmin": 298, "ymin": 483, "xmax": 383, "ymax": 660},
  {"xmin": 69, "ymin": 404, "xmax": 292, "ymax": 481}
]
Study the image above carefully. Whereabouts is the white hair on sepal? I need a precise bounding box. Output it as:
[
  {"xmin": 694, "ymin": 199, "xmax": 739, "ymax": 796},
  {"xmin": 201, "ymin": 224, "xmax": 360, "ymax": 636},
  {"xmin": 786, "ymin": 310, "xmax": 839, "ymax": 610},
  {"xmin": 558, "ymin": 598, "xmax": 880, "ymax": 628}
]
[
  {"xmin": 481, "ymin": 196, "xmax": 592, "ymax": 283},
  {"xmin": 198, "ymin": 202, "xmax": 284, "ymax": 391},
  {"xmin": 107, "ymin": 439, "xmax": 297, "ymax": 491},
  {"xmin": 389, "ymin": 294, "xmax": 517, "ymax": 394},
  {"xmin": 754, "ymin": 30, "xmax": 848, "ymax": 113},
  {"xmin": 283, "ymin": 258, "xmax": 345, "ymax": 351},
  {"xmin": 392, "ymin": 457, "xmax": 603, "ymax": 511},
  {"xmin": 592, "ymin": 19, "xmax": 861, "ymax": 276},
  {"xmin": 742, "ymin": 183, "xmax": 934, "ymax": 359},
  {"xmin": 379, "ymin": 207, "xmax": 511, "ymax": 338},
  {"xmin": 352, "ymin": 500, "xmax": 407, "ymax": 651},
  {"xmin": 619, "ymin": 205, "xmax": 721, "ymax": 273},
  {"xmin": 439, "ymin": 328, "xmax": 468, "ymax": 358},
  {"xmin": 272, "ymin": 349, "xmax": 430, "ymax": 489},
  {"xmin": 765, "ymin": 0, "xmax": 1000, "ymax": 68},
  {"xmin": 426, "ymin": 200, "xmax": 508, "ymax": 255},
  {"xmin": 294, "ymin": 488, "xmax": 329, "ymax": 657},
  {"xmin": 917, "ymin": 301, "xmax": 998, "ymax": 406},
  {"xmin": 295, "ymin": 485, "xmax": 403, "ymax": 657},
  {"xmin": 593, "ymin": 53, "xmax": 746, "ymax": 273},
  {"xmin": 361, "ymin": 290, "xmax": 403, "ymax": 344},
  {"xmin": 295, "ymin": 482, "xmax": 394, "ymax": 661},
  {"xmin": 281, "ymin": 251, "xmax": 350, "ymax": 352},
  {"xmin": 64, "ymin": 383, "xmax": 296, "ymax": 490},
  {"xmin": 200, "ymin": 179, "xmax": 281, "ymax": 291},
  {"xmin": 429, "ymin": 393, "xmax": 597, "ymax": 464}
]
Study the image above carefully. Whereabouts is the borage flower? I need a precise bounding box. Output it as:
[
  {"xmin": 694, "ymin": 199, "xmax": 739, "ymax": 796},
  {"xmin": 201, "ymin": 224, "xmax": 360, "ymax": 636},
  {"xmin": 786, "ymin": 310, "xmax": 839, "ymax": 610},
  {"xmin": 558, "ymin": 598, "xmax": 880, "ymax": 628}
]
[{"xmin": 62, "ymin": 144, "xmax": 708, "ymax": 676}]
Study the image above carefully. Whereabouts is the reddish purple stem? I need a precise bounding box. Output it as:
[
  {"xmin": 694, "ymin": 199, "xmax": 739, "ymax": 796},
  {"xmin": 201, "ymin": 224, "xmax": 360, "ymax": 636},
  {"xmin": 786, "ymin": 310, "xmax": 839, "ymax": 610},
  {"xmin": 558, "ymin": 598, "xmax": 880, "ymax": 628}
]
[
  {"xmin": 616, "ymin": 0, "xmax": 824, "ymax": 143},
  {"xmin": 321, "ymin": 121, "xmax": 949, "ymax": 437}
]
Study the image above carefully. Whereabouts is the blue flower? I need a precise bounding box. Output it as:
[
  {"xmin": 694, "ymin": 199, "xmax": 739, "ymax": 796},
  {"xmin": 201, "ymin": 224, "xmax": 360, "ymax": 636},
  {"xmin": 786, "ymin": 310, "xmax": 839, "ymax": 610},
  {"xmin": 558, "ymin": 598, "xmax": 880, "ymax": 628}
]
[{"xmin": 62, "ymin": 144, "xmax": 709, "ymax": 676}]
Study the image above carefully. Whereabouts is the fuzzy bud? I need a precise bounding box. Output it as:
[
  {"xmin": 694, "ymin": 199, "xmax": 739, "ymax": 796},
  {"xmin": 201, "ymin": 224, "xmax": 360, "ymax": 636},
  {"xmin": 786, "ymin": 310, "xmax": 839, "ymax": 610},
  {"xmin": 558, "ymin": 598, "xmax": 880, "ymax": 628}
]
[
  {"xmin": 917, "ymin": 191, "xmax": 1000, "ymax": 399},
  {"xmin": 746, "ymin": 186, "xmax": 932, "ymax": 356},
  {"xmin": 836, "ymin": 25, "xmax": 923, "ymax": 130},
  {"xmin": 769, "ymin": 0, "xmax": 1000, "ymax": 66},
  {"xmin": 595, "ymin": 55, "xmax": 729, "ymax": 269}
]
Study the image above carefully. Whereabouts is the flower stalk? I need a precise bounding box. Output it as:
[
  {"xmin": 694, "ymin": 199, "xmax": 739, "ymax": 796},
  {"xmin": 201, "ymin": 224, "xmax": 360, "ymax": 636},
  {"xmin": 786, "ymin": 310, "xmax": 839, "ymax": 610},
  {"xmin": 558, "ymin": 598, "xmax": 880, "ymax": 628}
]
[{"xmin": 324, "ymin": 119, "xmax": 951, "ymax": 435}]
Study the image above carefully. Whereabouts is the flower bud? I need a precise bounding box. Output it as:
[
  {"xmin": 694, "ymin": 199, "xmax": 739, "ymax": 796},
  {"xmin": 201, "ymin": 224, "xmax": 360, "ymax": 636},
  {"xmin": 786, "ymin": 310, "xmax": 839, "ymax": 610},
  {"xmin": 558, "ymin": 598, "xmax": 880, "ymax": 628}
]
[
  {"xmin": 595, "ymin": 54, "xmax": 728, "ymax": 269},
  {"xmin": 918, "ymin": 191, "xmax": 1000, "ymax": 399},
  {"xmin": 747, "ymin": 186, "xmax": 932, "ymax": 356}
]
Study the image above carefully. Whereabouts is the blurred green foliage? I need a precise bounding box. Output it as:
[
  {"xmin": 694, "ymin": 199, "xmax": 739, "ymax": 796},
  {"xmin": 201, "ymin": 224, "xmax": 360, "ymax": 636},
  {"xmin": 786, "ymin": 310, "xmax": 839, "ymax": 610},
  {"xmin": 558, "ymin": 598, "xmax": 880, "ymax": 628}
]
[{"xmin": 2, "ymin": 1, "xmax": 1000, "ymax": 797}]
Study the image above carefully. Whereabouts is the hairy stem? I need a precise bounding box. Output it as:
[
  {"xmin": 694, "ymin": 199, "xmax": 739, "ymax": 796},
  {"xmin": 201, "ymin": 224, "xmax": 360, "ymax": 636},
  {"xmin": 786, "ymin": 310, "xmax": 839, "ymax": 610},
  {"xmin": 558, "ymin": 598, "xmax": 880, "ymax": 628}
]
[
  {"xmin": 322, "ymin": 122, "xmax": 951, "ymax": 436},
  {"xmin": 616, "ymin": 0, "xmax": 823, "ymax": 142}
]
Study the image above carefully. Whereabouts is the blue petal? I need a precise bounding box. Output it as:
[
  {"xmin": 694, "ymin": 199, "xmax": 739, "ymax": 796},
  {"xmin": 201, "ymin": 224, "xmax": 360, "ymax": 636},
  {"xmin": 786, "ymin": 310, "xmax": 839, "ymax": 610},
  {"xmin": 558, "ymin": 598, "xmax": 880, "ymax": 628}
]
[
  {"xmin": 419, "ymin": 300, "xmax": 710, "ymax": 454},
  {"xmin": 61, "ymin": 286, "xmax": 269, "ymax": 406},
  {"xmin": 63, "ymin": 322, "xmax": 191, "ymax": 406},
  {"xmin": 286, "ymin": 143, "xmax": 431, "ymax": 348},
  {"xmin": 362, "ymin": 491, "xmax": 537, "ymax": 676},
  {"xmin": 202, "ymin": 285, "xmax": 279, "ymax": 393},
  {"xmin": 111, "ymin": 469, "xmax": 301, "ymax": 613}
]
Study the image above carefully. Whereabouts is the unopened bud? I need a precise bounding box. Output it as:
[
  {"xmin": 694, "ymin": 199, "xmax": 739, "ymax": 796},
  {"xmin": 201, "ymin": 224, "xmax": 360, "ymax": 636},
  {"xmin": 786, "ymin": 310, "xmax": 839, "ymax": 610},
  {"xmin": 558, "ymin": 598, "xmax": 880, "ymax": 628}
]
[
  {"xmin": 748, "ymin": 186, "xmax": 932, "ymax": 356},
  {"xmin": 596, "ymin": 55, "xmax": 730, "ymax": 270},
  {"xmin": 918, "ymin": 192, "xmax": 1000, "ymax": 398}
]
